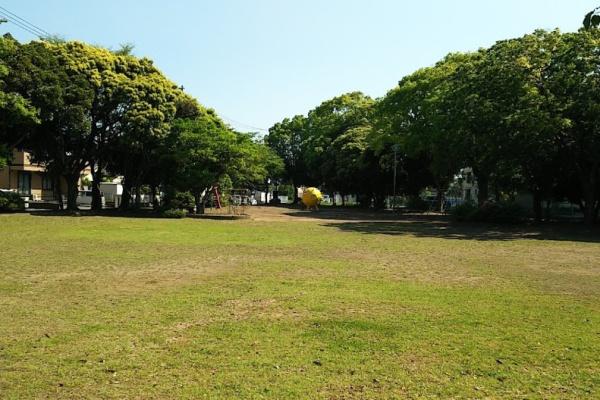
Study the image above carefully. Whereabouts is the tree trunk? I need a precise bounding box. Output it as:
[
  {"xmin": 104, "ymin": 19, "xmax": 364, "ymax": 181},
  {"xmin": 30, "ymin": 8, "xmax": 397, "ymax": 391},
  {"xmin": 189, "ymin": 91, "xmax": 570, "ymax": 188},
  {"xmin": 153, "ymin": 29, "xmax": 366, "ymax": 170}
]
[
  {"xmin": 135, "ymin": 184, "xmax": 142, "ymax": 209},
  {"xmin": 494, "ymin": 185, "xmax": 501, "ymax": 202},
  {"xmin": 151, "ymin": 186, "xmax": 160, "ymax": 211},
  {"xmin": 194, "ymin": 190, "xmax": 203, "ymax": 214},
  {"xmin": 582, "ymin": 183, "xmax": 597, "ymax": 225},
  {"xmin": 341, "ymin": 193, "xmax": 346, "ymax": 207},
  {"xmin": 581, "ymin": 168, "xmax": 598, "ymax": 226},
  {"xmin": 532, "ymin": 189, "xmax": 543, "ymax": 223},
  {"xmin": 292, "ymin": 183, "xmax": 299, "ymax": 204},
  {"xmin": 65, "ymin": 174, "xmax": 79, "ymax": 211},
  {"xmin": 120, "ymin": 178, "xmax": 132, "ymax": 210},
  {"xmin": 54, "ymin": 175, "xmax": 64, "ymax": 210},
  {"xmin": 91, "ymin": 161, "xmax": 103, "ymax": 211},
  {"xmin": 435, "ymin": 186, "xmax": 445, "ymax": 213},
  {"xmin": 265, "ymin": 183, "xmax": 269, "ymax": 205},
  {"xmin": 476, "ymin": 173, "xmax": 489, "ymax": 206},
  {"xmin": 374, "ymin": 195, "xmax": 386, "ymax": 210}
]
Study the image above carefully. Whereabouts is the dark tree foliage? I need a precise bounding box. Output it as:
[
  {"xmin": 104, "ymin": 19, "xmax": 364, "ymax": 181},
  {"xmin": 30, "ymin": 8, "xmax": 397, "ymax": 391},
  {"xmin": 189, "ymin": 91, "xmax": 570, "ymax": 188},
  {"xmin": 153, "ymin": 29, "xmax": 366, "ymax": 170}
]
[
  {"xmin": 0, "ymin": 36, "xmax": 282, "ymax": 213},
  {"xmin": 267, "ymin": 27, "xmax": 600, "ymax": 223},
  {"xmin": 583, "ymin": 7, "xmax": 600, "ymax": 30}
]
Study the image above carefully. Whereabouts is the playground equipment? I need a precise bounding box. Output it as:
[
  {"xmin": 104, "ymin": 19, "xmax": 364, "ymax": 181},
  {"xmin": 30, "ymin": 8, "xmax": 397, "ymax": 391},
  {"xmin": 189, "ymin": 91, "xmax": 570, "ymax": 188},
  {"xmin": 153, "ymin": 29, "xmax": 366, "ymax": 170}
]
[
  {"xmin": 213, "ymin": 186, "xmax": 222, "ymax": 209},
  {"xmin": 301, "ymin": 187, "xmax": 323, "ymax": 210},
  {"xmin": 228, "ymin": 189, "xmax": 252, "ymax": 215}
]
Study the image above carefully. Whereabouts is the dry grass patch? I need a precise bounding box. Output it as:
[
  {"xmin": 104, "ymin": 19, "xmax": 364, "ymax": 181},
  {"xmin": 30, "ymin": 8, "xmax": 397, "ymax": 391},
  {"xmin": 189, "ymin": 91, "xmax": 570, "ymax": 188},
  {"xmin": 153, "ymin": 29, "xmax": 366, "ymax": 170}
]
[{"xmin": 1, "ymin": 212, "xmax": 599, "ymax": 398}]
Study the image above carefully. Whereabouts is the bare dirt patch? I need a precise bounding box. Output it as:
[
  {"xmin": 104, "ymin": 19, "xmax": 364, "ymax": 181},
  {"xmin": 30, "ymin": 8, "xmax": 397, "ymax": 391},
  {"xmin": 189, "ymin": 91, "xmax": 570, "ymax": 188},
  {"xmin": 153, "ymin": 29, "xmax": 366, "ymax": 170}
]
[{"xmin": 246, "ymin": 205, "xmax": 443, "ymax": 224}]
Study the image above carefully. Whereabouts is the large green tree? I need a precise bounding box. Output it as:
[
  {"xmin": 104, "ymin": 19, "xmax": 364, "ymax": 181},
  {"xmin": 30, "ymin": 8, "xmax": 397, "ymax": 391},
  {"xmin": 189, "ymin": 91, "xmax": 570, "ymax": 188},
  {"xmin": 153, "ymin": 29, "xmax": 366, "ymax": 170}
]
[
  {"xmin": 375, "ymin": 53, "xmax": 474, "ymax": 210},
  {"xmin": 166, "ymin": 115, "xmax": 282, "ymax": 213},
  {"xmin": 58, "ymin": 42, "xmax": 147, "ymax": 210},
  {"xmin": 266, "ymin": 115, "xmax": 309, "ymax": 203},
  {"xmin": 4, "ymin": 40, "xmax": 95, "ymax": 210},
  {"xmin": 0, "ymin": 34, "xmax": 38, "ymax": 169},
  {"xmin": 304, "ymin": 92, "xmax": 375, "ymax": 200},
  {"xmin": 547, "ymin": 29, "xmax": 600, "ymax": 224},
  {"xmin": 478, "ymin": 30, "xmax": 563, "ymax": 220},
  {"xmin": 3, "ymin": 38, "xmax": 182, "ymax": 211},
  {"xmin": 109, "ymin": 57, "xmax": 180, "ymax": 210},
  {"xmin": 230, "ymin": 132, "xmax": 283, "ymax": 191}
]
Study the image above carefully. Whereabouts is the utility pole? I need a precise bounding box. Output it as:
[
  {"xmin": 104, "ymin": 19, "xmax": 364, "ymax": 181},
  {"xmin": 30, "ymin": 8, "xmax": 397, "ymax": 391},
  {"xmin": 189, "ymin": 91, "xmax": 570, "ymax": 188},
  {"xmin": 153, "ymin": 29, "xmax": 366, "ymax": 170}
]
[
  {"xmin": 392, "ymin": 144, "xmax": 398, "ymax": 210},
  {"xmin": 264, "ymin": 178, "xmax": 271, "ymax": 205}
]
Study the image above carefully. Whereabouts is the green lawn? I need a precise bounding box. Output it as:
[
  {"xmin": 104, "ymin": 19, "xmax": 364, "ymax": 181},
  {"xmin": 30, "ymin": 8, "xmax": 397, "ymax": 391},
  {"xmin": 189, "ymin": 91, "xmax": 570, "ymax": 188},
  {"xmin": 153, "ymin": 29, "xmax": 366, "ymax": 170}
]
[{"xmin": 1, "ymin": 211, "xmax": 599, "ymax": 399}]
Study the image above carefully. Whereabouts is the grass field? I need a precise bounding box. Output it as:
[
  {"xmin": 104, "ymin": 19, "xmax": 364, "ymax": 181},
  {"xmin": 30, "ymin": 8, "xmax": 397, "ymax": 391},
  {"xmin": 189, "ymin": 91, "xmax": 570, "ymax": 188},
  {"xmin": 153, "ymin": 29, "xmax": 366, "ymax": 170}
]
[{"xmin": 1, "ymin": 208, "xmax": 600, "ymax": 399}]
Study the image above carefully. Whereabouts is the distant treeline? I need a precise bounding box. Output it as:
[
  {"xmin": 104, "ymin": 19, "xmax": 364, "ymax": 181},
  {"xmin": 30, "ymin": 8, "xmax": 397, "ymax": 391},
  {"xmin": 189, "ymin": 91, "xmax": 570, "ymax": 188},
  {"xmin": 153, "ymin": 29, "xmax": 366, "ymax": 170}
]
[
  {"xmin": 266, "ymin": 28, "xmax": 600, "ymax": 224},
  {"xmin": 0, "ymin": 35, "xmax": 282, "ymax": 212}
]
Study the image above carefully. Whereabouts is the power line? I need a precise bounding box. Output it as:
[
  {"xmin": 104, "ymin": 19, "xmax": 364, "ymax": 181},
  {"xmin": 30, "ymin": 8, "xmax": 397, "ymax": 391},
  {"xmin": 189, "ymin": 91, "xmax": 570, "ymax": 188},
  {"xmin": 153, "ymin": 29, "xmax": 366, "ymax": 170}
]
[
  {"xmin": 0, "ymin": 11, "xmax": 43, "ymax": 38},
  {"xmin": 220, "ymin": 114, "xmax": 269, "ymax": 132},
  {"xmin": 0, "ymin": 7, "xmax": 270, "ymax": 135},
  {"xmin": 222, "ymin": 116, "xmax": 268, "ymax": 132},
  {"xmin": 0, "ymin": 5, "xmax": 51, "ymax": 37}
]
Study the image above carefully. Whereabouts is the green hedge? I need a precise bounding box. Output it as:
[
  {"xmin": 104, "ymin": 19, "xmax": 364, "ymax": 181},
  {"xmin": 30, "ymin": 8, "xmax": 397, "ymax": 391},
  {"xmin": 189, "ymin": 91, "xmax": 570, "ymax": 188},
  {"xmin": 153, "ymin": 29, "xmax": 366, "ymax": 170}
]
[
  {"xmin": 405, "ymin": 196, "xmax": 429, "ymax": 212},
  {"xmin": 161, "ymin": 209, "xmax": 188, "ymax": 219},
  {"xmin": 0, "ymin": 191, "xmax": 25, "ymax": 212},
  {"xmin": 166, "ymin": 191, "xmax": 195, "ymax": 213}
]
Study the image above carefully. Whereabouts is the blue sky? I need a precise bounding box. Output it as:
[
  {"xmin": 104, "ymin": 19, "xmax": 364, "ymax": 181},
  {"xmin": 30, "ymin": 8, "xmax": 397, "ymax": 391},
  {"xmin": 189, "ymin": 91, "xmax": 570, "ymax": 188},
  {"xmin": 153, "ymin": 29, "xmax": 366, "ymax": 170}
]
[{"xmin": 0, "ymin": 1, "xmax": 597, "ymax": 133}]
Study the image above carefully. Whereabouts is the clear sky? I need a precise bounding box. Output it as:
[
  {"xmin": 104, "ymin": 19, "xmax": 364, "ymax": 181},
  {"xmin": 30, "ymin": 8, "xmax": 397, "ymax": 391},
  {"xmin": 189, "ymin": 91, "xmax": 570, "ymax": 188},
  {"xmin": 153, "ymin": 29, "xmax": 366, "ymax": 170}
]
[{"xmin": 0, "ymin": 1, "xmax": 597, "ymax": 133}]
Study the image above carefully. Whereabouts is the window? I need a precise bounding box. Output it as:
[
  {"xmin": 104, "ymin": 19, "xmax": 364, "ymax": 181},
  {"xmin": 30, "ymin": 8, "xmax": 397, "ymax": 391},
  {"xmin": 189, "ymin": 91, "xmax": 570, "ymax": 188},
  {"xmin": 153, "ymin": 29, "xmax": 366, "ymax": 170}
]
[
  {"xmin": 17, "ymin": 171, "xmax": 31, "ymax": 196},
  {"xmin": 42, "ymin": 174, "xmax": 53, "ymax": 191}
]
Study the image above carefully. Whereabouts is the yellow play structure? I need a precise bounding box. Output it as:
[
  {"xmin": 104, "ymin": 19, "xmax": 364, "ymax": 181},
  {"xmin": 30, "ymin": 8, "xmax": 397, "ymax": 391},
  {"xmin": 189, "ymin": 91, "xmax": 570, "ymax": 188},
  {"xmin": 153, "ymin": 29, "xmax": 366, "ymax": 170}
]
[{"xmin": 301, "ymin": 187, "xmax": 323, "ymax": 210}]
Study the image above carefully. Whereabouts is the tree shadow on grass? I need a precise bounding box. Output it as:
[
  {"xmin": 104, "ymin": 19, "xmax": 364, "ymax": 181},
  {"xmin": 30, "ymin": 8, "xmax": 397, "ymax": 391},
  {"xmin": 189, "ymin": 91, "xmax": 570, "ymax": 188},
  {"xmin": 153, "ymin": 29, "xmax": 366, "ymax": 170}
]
[
  {"xmin": 24, "ymin": 206, "xmax": 600, "ymax": 243},
  {"xmin": 282, "ymin": 207, "xmax": 443, "ymax": 222},
  {"xmin": 26, "ymin": 208, "xmax": 247, "ymax": 220},
  {"xmin": 321, "ymin": 219, "xmax": 600, "ymax": 243},
  {"xmin": 279, "ymin": 208, "xmax": 600, "ymax": 243},
  {"xmin": 26, "ymin": 209, "xmax": 163, "ymax": 219}
]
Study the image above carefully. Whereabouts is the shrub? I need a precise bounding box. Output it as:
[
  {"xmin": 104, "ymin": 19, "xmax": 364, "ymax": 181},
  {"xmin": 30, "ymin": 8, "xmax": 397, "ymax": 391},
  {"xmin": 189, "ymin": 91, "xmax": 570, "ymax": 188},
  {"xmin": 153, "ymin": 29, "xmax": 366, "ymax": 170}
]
[
  {"xmin": 405, "ymin": 196, "xmax": 429, "ymax": 212},
  {"xmin": 477, "ymin": 201, "xmax": 526, "ymax": 224},
  {"xmin": 450, "ymin": 201, "xmax": 525, "ymax": 224},
  {"xmin": 0, "ymin": 191, "xmax": 25, "ymax": 212},
  {"xmin": 450, "ymin": 202, "xmax": 478, "ymax": 221},
  {"xmin": 218, "ymin": 174, "xmax": 233, "ymax": 207},
  {"xmin": 161, "ymin": 209, "xmax": 188, "ymax": 219},
  {"xmin": 167, "ymin": 191, "xmax": 195, "ymax": 213}
]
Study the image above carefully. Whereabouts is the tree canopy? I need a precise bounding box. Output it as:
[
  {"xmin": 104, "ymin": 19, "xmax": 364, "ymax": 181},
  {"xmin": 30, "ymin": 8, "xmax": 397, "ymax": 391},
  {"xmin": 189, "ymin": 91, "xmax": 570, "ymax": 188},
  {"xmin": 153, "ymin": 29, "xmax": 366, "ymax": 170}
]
[
  {"xmin": 0, "ymin": 36, "xmax": 281, "ymax": 213},
  {"xmin": 266, "ymin": 27, "xmax": 600, "ymax": 224},
  {"xmin": 3, "ymin": 16, "xmax": 600, "ymax": 224}
]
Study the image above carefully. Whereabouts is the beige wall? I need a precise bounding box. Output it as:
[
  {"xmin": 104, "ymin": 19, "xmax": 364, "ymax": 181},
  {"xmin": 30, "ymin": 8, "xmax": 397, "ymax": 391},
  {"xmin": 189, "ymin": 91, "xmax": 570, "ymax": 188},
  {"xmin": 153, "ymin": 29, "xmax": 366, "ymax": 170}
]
[
  {"xmin": 8, "ymin": 170, "xmax": 19, "ymax": 189},
  {"xmin": 2, "ymin": 149, "xmax": 85, "ymax": 200},
  {"xmin": 0, "ymin": 168, "xmax": 61, "ymax": 200},
  {"xmin": 11, "ymin": 150, "xmax": 43, "ymax": 170},
  {"xmin": 12, "ymin": 149, "xmax": 26, "ymax": 165},
  {"xmin": 0, "ymin": 167, "xmax": 9, "ymax": 189},
  {"xmin": 30, "ymin": 171, "xmax": 42, "ymax": 200}
]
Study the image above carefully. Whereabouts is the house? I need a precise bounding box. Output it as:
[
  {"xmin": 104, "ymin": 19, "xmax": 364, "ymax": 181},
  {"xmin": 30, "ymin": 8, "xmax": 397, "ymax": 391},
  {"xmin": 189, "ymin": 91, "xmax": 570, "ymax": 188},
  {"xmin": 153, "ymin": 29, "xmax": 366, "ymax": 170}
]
[
  {"xmin": 446, "ymin": 168, "xmax": 479, "ymax": 205},
  {"xmin": 0, "ymin": 148, "xmax": 91, "ymax": 202},
  {"xmin": 99, "ymin": 182, "xmax": 123, "ymax": 207},
  {"xmin": 0, "ymin": 149, "xmax": 57, "ymax": 201}
]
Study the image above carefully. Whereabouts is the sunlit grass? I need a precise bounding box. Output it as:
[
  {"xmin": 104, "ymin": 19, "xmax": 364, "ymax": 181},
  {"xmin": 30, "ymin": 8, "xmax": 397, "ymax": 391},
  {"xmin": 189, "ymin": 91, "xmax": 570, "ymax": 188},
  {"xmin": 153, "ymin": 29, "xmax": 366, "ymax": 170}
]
[{"xmin": 1, "ymin": 212, "xmax": 599, "ymax": 398}]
